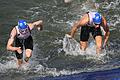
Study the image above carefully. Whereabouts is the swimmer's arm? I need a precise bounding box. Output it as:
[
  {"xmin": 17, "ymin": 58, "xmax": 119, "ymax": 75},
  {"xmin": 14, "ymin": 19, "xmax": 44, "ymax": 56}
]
[
  {"xmin": 28, "ymin": 20, "xmax": 43, "ymax": 30},
  {"xmin": 103, "ymin": 29, "xmax": 110, "ymax": 47},
  {"xmin": 101, "ymin": 16, "xmax": 110, "ymax": 47},
  {"xmin": 70, "ymin": 14, "xmax": 88, "ymax": 38},
  {"xmin": 101, "ymin": 16, "xmax": 108, "ymax": 31},
  {"xmin": 7, "ymin": 28, "xmax": 21, "ymax": 51}
]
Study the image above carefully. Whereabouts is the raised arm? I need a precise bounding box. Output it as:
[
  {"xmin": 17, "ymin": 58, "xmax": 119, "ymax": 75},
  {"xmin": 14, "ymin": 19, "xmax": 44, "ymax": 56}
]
[{"xmin": 28, "ymin": 20, "xmax": 43, "ymax": 30}]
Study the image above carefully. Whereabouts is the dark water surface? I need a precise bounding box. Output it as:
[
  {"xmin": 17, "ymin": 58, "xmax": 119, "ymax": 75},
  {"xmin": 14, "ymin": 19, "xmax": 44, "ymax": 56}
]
[{"xmin": 0, "ymin": 0, "xmax": 120, "ymax": 80}]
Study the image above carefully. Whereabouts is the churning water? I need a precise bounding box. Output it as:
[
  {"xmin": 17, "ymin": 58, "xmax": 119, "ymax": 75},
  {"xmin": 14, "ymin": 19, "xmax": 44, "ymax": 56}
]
[{"xmin": 0, "ymin": 0, "xmax": 120, "ymax": 80}]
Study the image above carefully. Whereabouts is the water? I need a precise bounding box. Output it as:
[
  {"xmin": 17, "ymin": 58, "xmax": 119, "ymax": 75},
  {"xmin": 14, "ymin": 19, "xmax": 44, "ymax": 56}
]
[{"xmin": 0, "ymin": 0, "xmax": 120, "ymax": 80}]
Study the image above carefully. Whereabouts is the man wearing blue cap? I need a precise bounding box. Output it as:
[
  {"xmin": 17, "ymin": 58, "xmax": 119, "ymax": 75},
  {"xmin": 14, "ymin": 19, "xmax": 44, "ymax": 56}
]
[
  {"xmin": 7, "ymin": 20, "xmax": 43, "ymax": 67},
  {"xmin": 67, "ymin": 12, "xmax": 110, "ymax": 55}
]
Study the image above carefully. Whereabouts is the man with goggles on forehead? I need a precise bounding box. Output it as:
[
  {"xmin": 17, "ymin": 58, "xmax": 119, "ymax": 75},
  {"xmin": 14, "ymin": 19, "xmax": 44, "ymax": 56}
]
[
  {"xmin": 7, "ymin": 19, "xmax": 43, "ymax": 67},
  {"xmin": 67, "ymin": 12, "xmax": 110, "ymax": 55}
]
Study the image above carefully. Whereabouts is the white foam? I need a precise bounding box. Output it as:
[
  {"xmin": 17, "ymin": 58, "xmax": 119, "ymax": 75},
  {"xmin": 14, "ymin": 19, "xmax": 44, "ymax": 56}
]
[
  {"xmin": 64, "ymin": 0, "xmax": 72, "ymax": 3},
  {"xmin": 102, "ymin": 1, "xmax": 120, "ymax": 10},
  {"xmin": 63, "ymin": 34, "xmax": 106, "ymax": 57},
  {"xmin": 52, "ymin": 39, "xmax": 63, "ymax": 45},
  {"xmin": 33, "ymin": 64, "xmax": 45, "ymax": 73},
  {"xmin": 63, "ymin": 34, "xmax": 82, "ymax": 56},
  {"xmin": 40, "ymin": 67, "xmax": 82, "ymax": 77},
  {"xmin": 0, "ymin": 57, "xmax": 17, "ymax": 73}
]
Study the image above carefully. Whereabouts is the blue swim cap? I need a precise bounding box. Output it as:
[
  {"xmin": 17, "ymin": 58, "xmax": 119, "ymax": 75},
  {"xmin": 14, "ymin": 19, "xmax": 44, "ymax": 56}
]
[
  {"xmin": 18, "ymin": 20, "xmax": 28, "ymax": 30},
  {"xmin": 93, "ymin": 12, "xmax": 102, "ymax": 24}
]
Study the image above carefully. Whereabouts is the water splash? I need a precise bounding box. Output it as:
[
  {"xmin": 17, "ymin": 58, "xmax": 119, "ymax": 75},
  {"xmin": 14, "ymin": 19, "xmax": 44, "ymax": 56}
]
[
  {"xmin": 63, "ymin": 34, "xmax": 82, "ymax": 56},
  {"xmin": 63, "ymin": 34, "xmax": 107, "ymax": 57},
  {"xmin": 0, "ymin": 56, "xmax": 17, "ymax": 73}
]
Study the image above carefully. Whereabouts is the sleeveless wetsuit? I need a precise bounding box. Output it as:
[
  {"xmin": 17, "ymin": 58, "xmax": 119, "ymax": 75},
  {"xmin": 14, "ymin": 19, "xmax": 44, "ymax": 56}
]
[
  {"xmin": 15, "ymin": 26, "xmax": 33, "ymax": 59},
  {"xmin": 80, "ymin": 12, "xmax": 102, "ymax": 41}
]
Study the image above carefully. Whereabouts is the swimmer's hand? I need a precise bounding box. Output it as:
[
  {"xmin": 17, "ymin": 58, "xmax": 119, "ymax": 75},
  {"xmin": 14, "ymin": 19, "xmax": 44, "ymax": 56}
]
[
  {"xmin": 66, "ymin": 34, "xmax": 72, "ymax": 38},
  {"xmin": 37, "ymin": 27, "xmax": 41, "ymax": 31},
  {"xmin": 37, "ymin": 24, "xmax": 43, "ymax": 31},
  {"xmin": 16, "ymin": 47, "xmax": 22, "ymax": 54}
]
